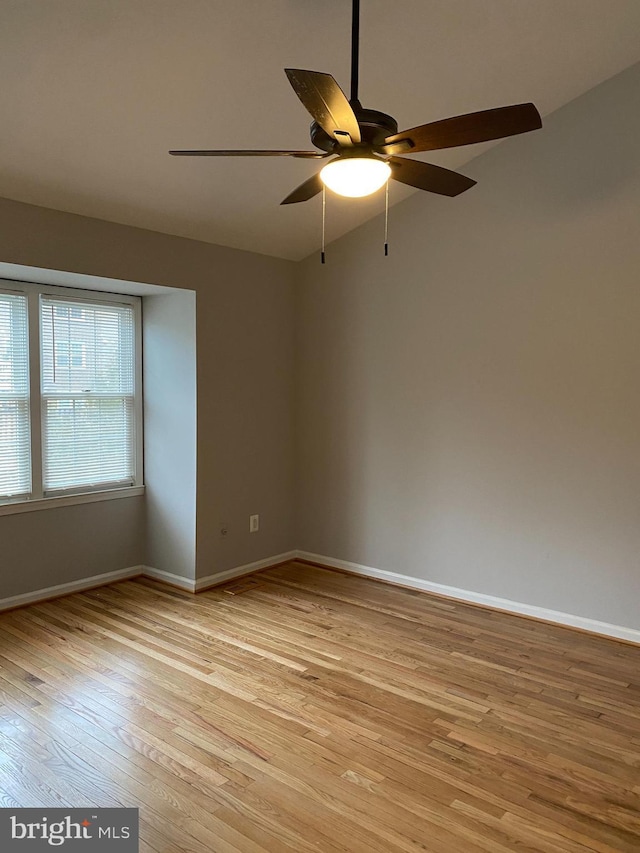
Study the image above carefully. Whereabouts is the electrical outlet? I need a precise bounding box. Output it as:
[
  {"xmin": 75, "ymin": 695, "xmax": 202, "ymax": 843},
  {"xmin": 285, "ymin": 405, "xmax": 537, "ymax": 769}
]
[{"xmin": 249, "ymin": 514, "xmax": 259, "ymax": 533}]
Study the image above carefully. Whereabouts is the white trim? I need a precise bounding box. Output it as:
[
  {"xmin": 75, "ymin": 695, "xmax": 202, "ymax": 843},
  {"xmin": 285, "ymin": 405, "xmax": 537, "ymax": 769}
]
[
  {"xmin": 295, "ymin": 551, "xmax": 640, "ymax": 646},
  {"xmin": 26, "ymin": 288, "xmax": 43, "ymax": 500},
  {"xmin": 0, "ymin": 278, "xmax": 142, "ymax": 306},
  {"xmin": 195, "ymin": 550, "xmax": 298, "ymax": 591},
  {"xmin": 0, "ymin": 262, "xmax": 177, "ymax": 297},
  {"xmin": 141, "ymin": 565, "xmax": 196, "ymax": 592},
  {"xmin": 0, "ymin": 278, "xmax": 143, "ymax": 505},
  {"xmin": 133, "ymin": 295, "xmax": 144, "ymax": 488},
  {"xmin": 4, "ymin": 551, "xmax": 637, "ymax": 645},
  {"xmin": 0, "ymin": 485, "xmax": 145, "ymax": 517},
  {"xmin": 0, "ymin": 566, "xmax": 143, "ymax": 612},
  {"xmin": 0, "ymin": 553, "xmax": 297, "ymax": 613}
]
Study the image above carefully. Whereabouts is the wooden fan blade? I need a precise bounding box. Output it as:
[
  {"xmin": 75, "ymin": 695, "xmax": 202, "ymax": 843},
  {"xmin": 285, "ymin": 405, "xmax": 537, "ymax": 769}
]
[
  {"xmin": 383, "ymin": 103, "xmax": 542, "ymax": 155},
  {"xmin": 389, "ymin": 157, "xmax": 476, "ymax": 197},
  {"xmin": 284, "ymin": 69, "xmax": 361, "ymax": 145},
  {"xmin": 280, "ymin": 173, "xmax": 324, "ymax": 205},
  {"xmin": 169, "ymin": 149, "xmax": 328, "ymax": 158}
]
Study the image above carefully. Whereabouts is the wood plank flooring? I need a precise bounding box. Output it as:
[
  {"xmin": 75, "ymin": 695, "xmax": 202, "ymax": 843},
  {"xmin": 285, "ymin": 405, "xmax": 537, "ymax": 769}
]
[{"xmin": 0, "ymin": 560, "xmax": 638, "ymax": 852}]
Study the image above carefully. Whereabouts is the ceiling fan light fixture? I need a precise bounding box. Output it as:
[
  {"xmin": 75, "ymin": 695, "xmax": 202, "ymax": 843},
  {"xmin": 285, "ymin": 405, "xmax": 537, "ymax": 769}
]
[{"xmin": 320, "ymin": 156, "xmax": 391, "ymax": 198}]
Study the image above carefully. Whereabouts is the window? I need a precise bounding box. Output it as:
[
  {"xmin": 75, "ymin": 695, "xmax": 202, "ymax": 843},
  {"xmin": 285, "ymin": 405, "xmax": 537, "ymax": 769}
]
[
  {"xmin": 0, "ymin": 282, "xmax": 142, "ymax": 508},
  {"xmin": 0, "ymin": 293, "xmax": 31, "ymax": 499}
]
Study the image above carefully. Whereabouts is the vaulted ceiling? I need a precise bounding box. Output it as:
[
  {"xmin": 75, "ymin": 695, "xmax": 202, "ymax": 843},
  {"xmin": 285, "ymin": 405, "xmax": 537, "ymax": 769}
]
[{"xmin": 2, "ymin": 1, "xmax": 640, "ymax": 260}]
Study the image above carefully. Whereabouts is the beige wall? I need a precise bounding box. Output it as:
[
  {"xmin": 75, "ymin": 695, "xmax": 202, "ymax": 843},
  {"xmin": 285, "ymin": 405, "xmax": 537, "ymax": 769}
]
[
  {"xmin": 196, "ymin": 267, "xmax": 296, "ymax": 576},
  {"xmin": 0, "ymin": 498, "xmax": 145, "ymax": 598},
  {"xmin": 0, "ymin": 201, "xmax": 296, "ymax": 593},
  {"xmin": 144, "ymin": 290, "xmax": 197, "ymax": 581},
  {"xmin": 296, "ymin": 62, "xmax": 640, "ymax": 630}
]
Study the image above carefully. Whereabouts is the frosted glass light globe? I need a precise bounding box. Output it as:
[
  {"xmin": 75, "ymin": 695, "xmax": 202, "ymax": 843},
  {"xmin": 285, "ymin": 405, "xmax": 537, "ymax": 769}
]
[{"xmin": 320, "ymin": 157, "xmax": 391, "ymax": 198}]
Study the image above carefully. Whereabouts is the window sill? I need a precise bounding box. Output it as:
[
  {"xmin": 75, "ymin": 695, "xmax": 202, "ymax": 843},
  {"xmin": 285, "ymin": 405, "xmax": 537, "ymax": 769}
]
[{"xmin": 0, "ymin": 485, "xmax": 145, "ymax": 517}]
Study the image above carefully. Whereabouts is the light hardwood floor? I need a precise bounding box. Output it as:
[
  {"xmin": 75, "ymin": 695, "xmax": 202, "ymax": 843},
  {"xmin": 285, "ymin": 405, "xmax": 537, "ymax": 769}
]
[{"xmin": 0, "ymin": 560, "xmax": 638, "ymax": 852}]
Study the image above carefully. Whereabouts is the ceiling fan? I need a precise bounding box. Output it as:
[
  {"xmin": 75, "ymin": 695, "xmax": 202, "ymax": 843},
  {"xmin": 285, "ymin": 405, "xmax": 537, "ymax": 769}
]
[{"xmin": 169, "ymin": 0, "xmax": 542, "ymax": 205}]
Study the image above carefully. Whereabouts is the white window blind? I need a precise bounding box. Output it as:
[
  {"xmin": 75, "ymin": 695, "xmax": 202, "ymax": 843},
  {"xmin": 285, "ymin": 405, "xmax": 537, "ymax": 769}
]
[
  {"xmin": 41, "ymin": 296, "xmax": 136, "ymax": 494},
  {"xmin": 0, "ymin": 293, "xmax": 31, "ymax": 499}
]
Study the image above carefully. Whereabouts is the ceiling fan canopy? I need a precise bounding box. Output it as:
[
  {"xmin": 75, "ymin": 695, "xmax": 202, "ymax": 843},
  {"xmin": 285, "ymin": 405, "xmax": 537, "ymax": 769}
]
[{"xmin": 170, "ymin": 0, "xmax": 542, "ymax": 205}]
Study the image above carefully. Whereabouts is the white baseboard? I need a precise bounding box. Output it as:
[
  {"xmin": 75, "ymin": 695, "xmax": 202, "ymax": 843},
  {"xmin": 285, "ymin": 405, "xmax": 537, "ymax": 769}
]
[
  {"xmin": 0, "ymin": 552, "xmax": 297, "ymax": 612},
  {"xmin": 142, "ymin": 551, "xmax": 297, "ymax": 593},
  {"xmin": 195, "ymin": 550, "xmax": 298, "ymax": 591},
  {"xmin": 8, "ymin": 550, "xmax": 634, "ymax": 646},
  {"xmin": 0, "ymin": 566, "xmax": 143, "ymax": 612},
  {"xmin": 141, "ymin": 565, "xmax": 196, "ymax": 592},
  {"xmin": 295, "ymin": 551, "xmax": 640, "ymax": 645}
]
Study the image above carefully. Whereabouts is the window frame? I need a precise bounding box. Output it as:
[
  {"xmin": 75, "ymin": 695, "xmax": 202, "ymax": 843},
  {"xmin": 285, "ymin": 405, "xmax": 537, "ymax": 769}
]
[
  {"xmin": 0, "ymin": 279, "xmax": 143, "ymax": 514},
  {"xmin": 0, "ymin": 290, "xmax": 32, "ymax": 501}
]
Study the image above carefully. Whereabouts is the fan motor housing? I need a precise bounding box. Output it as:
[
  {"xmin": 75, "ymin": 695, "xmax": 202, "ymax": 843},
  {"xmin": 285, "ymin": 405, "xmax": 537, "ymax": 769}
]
[{"xmin": 310, "ymin": 106, "xmax": 398, "ymax": 153}]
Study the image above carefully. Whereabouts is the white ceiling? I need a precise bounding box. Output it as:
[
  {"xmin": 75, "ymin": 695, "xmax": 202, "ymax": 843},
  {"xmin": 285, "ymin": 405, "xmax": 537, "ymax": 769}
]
[{"xmin": 2, "ymin": 1, "xmax": 640, "ymax": 261}]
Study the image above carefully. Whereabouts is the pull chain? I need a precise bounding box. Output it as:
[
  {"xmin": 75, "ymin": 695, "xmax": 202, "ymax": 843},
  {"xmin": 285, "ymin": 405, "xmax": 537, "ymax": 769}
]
[
  {"xmin": 384, "ymin": 180, "xmax": 389, "ymax": 256},
  {"xmin": 321, "ymin": 185, "xmax": 326, "ymax": 264}
]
